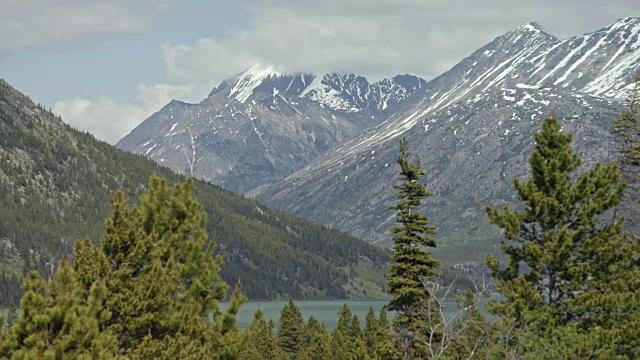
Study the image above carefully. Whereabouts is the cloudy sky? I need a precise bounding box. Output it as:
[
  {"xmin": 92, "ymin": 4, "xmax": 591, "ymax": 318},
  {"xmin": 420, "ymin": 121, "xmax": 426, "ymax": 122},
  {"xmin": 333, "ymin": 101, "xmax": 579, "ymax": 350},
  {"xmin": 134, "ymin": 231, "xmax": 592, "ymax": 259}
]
[{"xmin": 1, "ymin": 0, "xmax": 639, "ymax": 144}]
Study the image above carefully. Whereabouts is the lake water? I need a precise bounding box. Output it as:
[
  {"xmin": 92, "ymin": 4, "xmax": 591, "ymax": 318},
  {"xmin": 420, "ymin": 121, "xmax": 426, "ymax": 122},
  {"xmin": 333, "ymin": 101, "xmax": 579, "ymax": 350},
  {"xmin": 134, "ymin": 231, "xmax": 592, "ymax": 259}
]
[
  {"xmin": 220, "ymin": 298, "xmax": 460, "ymax": 331},
  {"xmin": 1, "ymin": 298, "xmax": 467, "ymax": 332}
]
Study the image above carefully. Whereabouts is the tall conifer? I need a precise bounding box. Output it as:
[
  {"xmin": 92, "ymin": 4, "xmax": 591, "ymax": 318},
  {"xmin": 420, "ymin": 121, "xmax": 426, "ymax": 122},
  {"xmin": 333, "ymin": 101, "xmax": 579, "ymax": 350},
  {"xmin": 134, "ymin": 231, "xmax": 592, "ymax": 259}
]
[
  {"xmin": 277, "ymin": 298, "xmax": 304, "ymax": 358},
  {"xmin": 386, "ymin": 137, "xmax": 441, "ymax": 359}
]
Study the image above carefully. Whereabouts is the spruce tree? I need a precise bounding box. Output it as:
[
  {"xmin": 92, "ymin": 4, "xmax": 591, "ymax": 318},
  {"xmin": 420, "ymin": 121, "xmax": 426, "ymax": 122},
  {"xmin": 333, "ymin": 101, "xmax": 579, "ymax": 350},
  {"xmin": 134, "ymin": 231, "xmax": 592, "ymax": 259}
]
[
  {"xmin": 386, "ymin": 137, "xmax": 441, "ymax": 359},
  {"xmin": 242, "ymin": 309, "xmax": 286, "ymax": 360},
  {"xmin": 330, "ymin": 304, "xmax": 352, "ymax": 359},
  {"xmin": 277, "ymin": 298, "xmax": 304, "ymax": 358},
  {"xmin": 486, "ymin": 116, "xmax": 640, "ymax": 357},
  {"xmin": 329, "ymin": 304, "xmax": 370, "ymax": 360},
  {"xmin": 378, "ymin": 307, "xmax": 389, "ymax": 330},
  {"xmin": 362, "ymin": 306, "xmax": 381, "ymax": 358}
]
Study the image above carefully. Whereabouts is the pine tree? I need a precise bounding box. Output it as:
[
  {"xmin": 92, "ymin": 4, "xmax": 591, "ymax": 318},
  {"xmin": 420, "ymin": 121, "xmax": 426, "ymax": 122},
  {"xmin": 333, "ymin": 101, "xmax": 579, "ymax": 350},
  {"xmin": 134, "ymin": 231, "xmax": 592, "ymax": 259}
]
[
  {"xmin": 73, "ymin": 176, "xmax": 248, "ymax": 358},
  {"xmin": 5, "ymin": 299, "xmax": 17, "ymax": 329},
  {"xmin": 386, "ymin": 137, "xmax": 441, "ymax": 359},
  {"xmin": 0, "ymin": 260, "xmax": 121, "ymax": 359},
  {"xmin": 486, "ymin": 116, "xmax": 640, "ymax": 357},
  {"xmin": 277, "ymin": 298, "xmax": 304, "ymax": 358}
]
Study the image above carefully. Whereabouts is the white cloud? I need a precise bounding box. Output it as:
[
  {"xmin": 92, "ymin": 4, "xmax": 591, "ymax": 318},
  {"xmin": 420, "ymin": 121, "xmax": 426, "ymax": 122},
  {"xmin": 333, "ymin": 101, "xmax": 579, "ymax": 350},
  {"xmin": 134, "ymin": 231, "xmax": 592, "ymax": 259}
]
[
  {"xmin": 52, "ymin": 0, "xmax": 640, "ymax": 143},
  {"xmin": 156, "ymin": 0, "xmax": 640, "ymax": 83},
  {"xmin": 53, "ymin": 82, "xmax": 205, "ymax": 144},
  {"xmin": 0, "ymin": 0, "xmax": 175, "ymax": 53}
]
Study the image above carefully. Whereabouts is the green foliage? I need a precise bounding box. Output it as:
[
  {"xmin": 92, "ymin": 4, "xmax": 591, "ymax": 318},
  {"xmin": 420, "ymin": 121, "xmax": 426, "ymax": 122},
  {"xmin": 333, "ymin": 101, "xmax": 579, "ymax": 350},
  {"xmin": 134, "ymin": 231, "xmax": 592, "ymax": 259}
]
[
  {"xmin": 488, "ymin": 317, "xmax": 623, "ymax": 360},
  {"xmin": 0, "ymin": 260, "xmax": 121, "ymax": 359},
  {"xmin": 277, "ymin": 298, "xmax": 304, "ymax": 357},
  {"xmin": 329, "ymin": 304, "xmax": 369, "ymax": 360},
  {"xmin": 387, "ymin": 138, "xmax": 441, "ymax": 310},
  {"xmin": 241, "ymin": 310, "xmax": 286, "ymax": 360},
  {"xmin": 486, "ymin": 115, "xmax": 640, "ymax": 357},
  {"xmin": 4, "ymin": 299, "xmax": 17, "ymax": 330},
  {"xmin": 362, "ymin": 307, "xmax": 381, "ymax": 358},
  {"xmin": 298, "ymin": 317, "xmax": 331, "ymax": 360},
  {"xmin": 73, "ymin": 176, "xmax": 249, "ymax": 358},
  {"xmin": 443, "ymin": 290, "xmax": 492, "ymax": 360}
]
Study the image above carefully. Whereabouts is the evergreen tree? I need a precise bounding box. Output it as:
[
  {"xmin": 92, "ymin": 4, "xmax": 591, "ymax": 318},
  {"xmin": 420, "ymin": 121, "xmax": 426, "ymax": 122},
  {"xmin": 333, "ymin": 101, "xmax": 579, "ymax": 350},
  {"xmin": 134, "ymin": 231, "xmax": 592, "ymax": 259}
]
[
  {"xmin": 486, "ymin": 116, "xmax": 640, "ymax": 357},
  {"xmin": 277, "ymin": 298, "xmax": 304, "ymax": 358},
  {"xmin": 362, "ymin": 307, "xmax": 381, "ymax": 358},
  {"xmin": 73, "ymin": 176, "xmax": 248, "ymax": 358},
  {"xmin": 349, "ymin": 315, "xmax": 369, "ymax": 360},
  {"xmin": 373, "ymin": 307, "xmax": 395, "ymax": 360},
  {"xmin": 444, "ymin": 290, "xmax": 491, "ymax": 360},
  {"xmin": 330, "ymin": 304, "xmax": 369, "ymax": 360},
  {"xmin": 242, "ymin": 310, "xmax": 286, "ymax": 360},
  {"xmin": 5, "ymin": 299, "xmax": 17, "ymax": 329},
  {"xmin": 386, "ymin": 137, "xmax": 441, "ymax": 359},
  {"xmin": 0, "ymin": 260, "xmax": 121, "ymax": 359},
  {"xmin": 298, "ymin": 317, "xmax": 331, "ymax": 360},
  {"xmin": 378, "ymin": 307, "xmax": 389, "ymax": 330},
  {"xmin": 330, "ymin": 304, "xmax": 352, "ymax": 359}
]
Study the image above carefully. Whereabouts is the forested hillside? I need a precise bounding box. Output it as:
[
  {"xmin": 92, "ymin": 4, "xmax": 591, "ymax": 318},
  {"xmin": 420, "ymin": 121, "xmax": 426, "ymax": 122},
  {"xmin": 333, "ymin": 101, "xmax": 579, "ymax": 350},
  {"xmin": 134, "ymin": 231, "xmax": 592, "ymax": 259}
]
[{"xmin": 0, "ymin": 79, "xmax": 390, "ymax": 306}]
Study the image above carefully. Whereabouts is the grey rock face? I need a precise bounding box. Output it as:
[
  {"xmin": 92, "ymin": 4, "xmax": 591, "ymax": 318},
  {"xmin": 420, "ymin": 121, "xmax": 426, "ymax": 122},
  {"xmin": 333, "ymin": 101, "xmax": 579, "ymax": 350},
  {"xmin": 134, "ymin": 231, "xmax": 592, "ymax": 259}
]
[
  {"xmin": 251, "ymin": 18, "xmax": 640, "ymax": 263},
  {"xmin": 117, "ymin": 68, "xmax": 426, "ymax": 193}
]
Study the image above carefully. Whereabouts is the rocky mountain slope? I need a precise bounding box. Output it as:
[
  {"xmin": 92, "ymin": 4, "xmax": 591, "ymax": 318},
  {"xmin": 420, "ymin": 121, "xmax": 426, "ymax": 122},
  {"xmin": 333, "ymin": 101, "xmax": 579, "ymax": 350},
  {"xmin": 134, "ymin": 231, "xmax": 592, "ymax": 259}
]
[
  {"xmin": 117, "ymin": 68, "xmax": 425, "ymax": 193},
  {"xmin": 250, "ymin": 17, "xmax": 640, "ymax": 264},
  {"xmin": 0, "ymin": 79, "xmax": 391, "ymax": 306}
]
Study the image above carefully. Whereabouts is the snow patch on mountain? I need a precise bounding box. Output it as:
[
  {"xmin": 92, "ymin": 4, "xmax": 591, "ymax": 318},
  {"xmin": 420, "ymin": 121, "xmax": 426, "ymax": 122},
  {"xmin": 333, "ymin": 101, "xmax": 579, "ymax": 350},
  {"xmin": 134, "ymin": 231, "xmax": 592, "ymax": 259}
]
[
  {"xmin": 300, "ymin": 74, "xmax": 360, "ymax": 113},
  {"xmin": 229, "ymin": 65, "xmax": 282, "ymax": 103}
]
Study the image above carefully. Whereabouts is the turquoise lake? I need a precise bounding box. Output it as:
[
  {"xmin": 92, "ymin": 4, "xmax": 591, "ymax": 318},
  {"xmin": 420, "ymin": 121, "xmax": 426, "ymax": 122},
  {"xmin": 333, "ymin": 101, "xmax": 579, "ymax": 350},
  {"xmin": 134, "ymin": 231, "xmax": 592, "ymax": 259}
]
[{"xmin": 220, "ymin": 298, "xmax": 460, "ymax": 331}]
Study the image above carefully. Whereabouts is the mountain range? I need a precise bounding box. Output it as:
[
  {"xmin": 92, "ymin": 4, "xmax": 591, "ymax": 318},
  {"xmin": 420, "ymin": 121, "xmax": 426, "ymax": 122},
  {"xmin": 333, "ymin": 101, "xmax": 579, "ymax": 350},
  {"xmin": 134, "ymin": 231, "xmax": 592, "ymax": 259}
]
[
  {"xmin": 118, "ymin": 17, "xmax": 640, "ymax": 265},
  {"xmin": 117, "ymin": 68, "xmax": 426, "ymax": 193}
]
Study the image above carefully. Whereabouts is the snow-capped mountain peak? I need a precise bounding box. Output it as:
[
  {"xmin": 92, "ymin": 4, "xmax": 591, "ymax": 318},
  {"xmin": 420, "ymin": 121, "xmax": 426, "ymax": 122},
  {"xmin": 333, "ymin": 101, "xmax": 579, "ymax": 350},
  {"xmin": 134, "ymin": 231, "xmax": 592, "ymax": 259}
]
[
  {"xmin": 208, "ymin": 67, "xmax": 426, "ymax": 114},
  {"xmin": 228, "ymin": 65, "xmax": 283, "ymax": 103},
  {"xmin": 514, "ymin": 22, "xmax": 553, "ymax": 38},
  {"xmin": 602, "ymin": 16, "xmax": 640, "ymax": 33}
]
